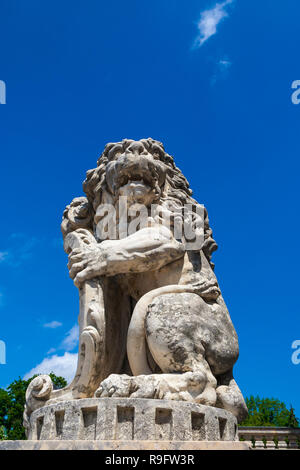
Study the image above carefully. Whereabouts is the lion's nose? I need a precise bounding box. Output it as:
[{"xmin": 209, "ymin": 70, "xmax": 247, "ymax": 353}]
[{"xmin": 127, "ymin": 142, "xmax": 145, "ymax": 155}]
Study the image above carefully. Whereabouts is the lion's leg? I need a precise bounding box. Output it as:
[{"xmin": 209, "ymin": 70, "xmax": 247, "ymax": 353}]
[
  {"xmin": 95, "ymin": 370, "xmax": 216, "ymax": 405},
  {"xmin": 96, "ymin": 290, "xmax": 239, "ymax": 408},
  {"xmin": 95, "ymin": 289, "xmax": 218, "ymax": 404},
  {"xmin": 215, "ymin": 369, "xmax": 248, "ymax": 423},
  {"xmin": 144, "ymin": 292, "xmax": 218, "ymax": 405}
]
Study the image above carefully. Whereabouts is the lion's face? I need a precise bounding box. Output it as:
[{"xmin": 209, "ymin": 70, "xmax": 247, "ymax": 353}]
[
  {"xmin": 64, "ymin": 138, "xmax": 217, "ymax": 266},
  {"xmin": 104, "ymin": 140, "xmax": 168, "ymax": 206}
]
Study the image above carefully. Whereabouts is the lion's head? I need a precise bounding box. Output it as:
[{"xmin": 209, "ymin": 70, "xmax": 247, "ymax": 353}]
[{"xmin": 62, "ymin": 138, "xmax": 217, "ymax": 266}]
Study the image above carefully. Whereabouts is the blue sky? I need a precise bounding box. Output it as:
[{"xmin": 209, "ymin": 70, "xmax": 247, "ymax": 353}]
[{"xmin": 0, "ymin": 0, "xmax": 300, "ymax": 416}]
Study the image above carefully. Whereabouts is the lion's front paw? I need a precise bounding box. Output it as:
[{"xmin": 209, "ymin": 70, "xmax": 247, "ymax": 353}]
[
  {"xmin": 94, "ymin": 374, "xmax": 158, "ymax": 400},
  {"xmin": 130, "ymin": 376, "xmax": 157, "ymax": 399},
  {"xmin": 95, "ymin": 374, "xmax": 133, "ymax": 398}
]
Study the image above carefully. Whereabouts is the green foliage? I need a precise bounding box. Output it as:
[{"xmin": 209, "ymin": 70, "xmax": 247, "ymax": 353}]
[
  {"xmin": 0, "ymin": 373, "xmax": 67, "ymax": 440},
  {"xmin": 0, "ymin": 425, "xmax": 7, "ymax": 440},
  {"xmin": 287, "ymin": 406, "xmax": 299, "ymax": 428},
  {"xmin": 241, "ymin": 395, "xmax": 299, "ymax": 427}
]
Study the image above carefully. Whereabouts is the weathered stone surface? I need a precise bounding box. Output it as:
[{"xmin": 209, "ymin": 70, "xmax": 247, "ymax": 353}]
[
  {"xmin": 26, "ymin": 398, "xmax": 238, "ymax": 442},
  {"xmin": 0, "ymin": 440, "xmax": 251, "ymax": 450},
  {"xmin": 24, "ymin": 138, "xmax": 248, "ymax": 439}
]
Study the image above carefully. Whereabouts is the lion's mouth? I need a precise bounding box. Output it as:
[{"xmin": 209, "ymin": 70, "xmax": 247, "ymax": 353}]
[
  {"xmin": 105, "ymin": 153, "xmax": 167, "ymax": 196},
  {"xmin": 116, "ymin": 172, "xmax": 154, "ymax": 190}
]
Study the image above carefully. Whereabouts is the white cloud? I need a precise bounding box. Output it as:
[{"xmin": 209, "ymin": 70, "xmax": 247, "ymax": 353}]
[
  {"xmin": 0, "ymin": 252, "xmax": 9, "ymax": 262},
  {"xmin": 23, "ymin": 324, "xmax": 80, "ymax": 385},
  {"xmin": 194, "ymin": 0, "xmax": 234, "ymax": 48},
  {"xmin": 24, "ymin": 352, "xmax": 78, "ymax": 384},
  {"xmin": 47, "ymin": 347, "xmax": 56, "ymax": 355},
  {"xmin": 219, "ymin": 58, "xmax": 231, "ymax": 68},
  {"xmin": 44, "ymin": 321, "xmax": 63, "ymax": 329},
  {"xmin": 60, "ymin": 324, "xmax": 79, "ymax": 351},
  {"xmin": 211, "ymin": 57, "xmax": 232, "ymax": 85}
]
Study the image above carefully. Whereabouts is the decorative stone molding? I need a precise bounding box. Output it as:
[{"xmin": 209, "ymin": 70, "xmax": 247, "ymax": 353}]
[{"xmin": 238, "ymin": 426, "xmax": 300, "ymax": 449}]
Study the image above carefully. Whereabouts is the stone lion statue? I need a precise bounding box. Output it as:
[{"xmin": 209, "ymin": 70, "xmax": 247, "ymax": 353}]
[{"xmin": 24, "ymin": 138, "xmax": 247, "ymax": 433}]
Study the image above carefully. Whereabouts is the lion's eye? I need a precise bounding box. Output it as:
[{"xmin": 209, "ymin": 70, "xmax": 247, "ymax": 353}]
[
  {"xmin": 108, "ymin": 147, "xmax": 123, "ymax": 160},
  {"xmin": 152, "ymin": 152, "xmax": 161, "ymax": 160}
]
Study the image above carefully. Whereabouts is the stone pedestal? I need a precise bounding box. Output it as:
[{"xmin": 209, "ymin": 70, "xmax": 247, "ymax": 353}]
[
  {"xmin": 0, "ymin": 398, "xmax": 252, "ymax": 450},
  {"xmin": 26, "ymin": 398, "xmax": 238, "ymax": 442}
]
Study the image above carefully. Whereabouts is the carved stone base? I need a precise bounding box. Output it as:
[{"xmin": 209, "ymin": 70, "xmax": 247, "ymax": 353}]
[{"xmin": 26, "ymin": 398, "xmax": 238, "ymax": 442}]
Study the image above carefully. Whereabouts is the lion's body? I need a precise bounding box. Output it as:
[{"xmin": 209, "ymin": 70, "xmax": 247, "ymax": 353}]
[
  {"xmin": 116, "ymin": 249, "xmax": 239, "ymax": 378},
  {"xmin": 146, "ymin": 292, "xmax": 239, "ymax": 377},
  {"xmin": 60, "ymin": 138, "xmax": 248, "ymax": 422}
]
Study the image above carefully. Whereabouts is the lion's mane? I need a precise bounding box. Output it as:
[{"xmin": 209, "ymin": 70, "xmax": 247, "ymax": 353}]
[{"xmin": 62, "ymin": 138, "xmax": 217, "ymax": 266}]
